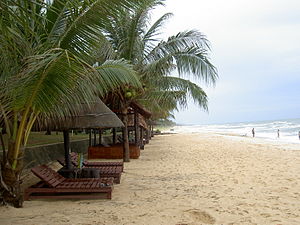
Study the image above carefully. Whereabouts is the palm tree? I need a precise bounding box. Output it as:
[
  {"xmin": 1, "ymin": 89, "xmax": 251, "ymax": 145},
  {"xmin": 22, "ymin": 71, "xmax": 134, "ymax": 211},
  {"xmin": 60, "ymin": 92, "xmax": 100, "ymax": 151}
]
[
  {"xmin": 99, "ymin": 0, "xmax": 218, "ymax": 161},
  {"xmin": 0, "ymin": 0, "xmax": 143, "ymax": 207},
  {"xmin": 140, "ymin": 76, "xmax": 210, "ymax": 120}
]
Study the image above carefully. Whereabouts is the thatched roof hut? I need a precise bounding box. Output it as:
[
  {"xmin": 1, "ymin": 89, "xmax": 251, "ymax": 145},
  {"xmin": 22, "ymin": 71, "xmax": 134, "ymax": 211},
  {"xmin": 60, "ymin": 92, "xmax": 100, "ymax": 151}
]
[
  {"xmin": 60, "ymin": 99, "xmax": 124, "ymax": 129},
  {"xmin": 127, "ymin": 113, "xmax": 148, "ymax": 129},
  {"xmin": 39, "ymin": 99, "xmax": 124, "ymax": 171},
  {"xmin": 129, "ymin": 101, "xmax": 151, "ymax": 119},
  {"xmin": 34, "ymin": 99, "xmax": 124, "ymax": 131},
  {"xmin": 126, "ymin": 101, "xmax": 152, "ymax": 129}
]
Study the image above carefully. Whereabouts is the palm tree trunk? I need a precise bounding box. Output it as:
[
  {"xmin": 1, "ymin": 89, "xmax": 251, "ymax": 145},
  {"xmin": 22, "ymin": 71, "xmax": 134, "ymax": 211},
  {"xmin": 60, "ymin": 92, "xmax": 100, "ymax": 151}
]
[
  {"xmin": 121, "ymin": 108, "xmax": 130, "ymax": 162},
  {"xmin": 1, "ymin": 143, "xmax": 24, "ymax": 207}
]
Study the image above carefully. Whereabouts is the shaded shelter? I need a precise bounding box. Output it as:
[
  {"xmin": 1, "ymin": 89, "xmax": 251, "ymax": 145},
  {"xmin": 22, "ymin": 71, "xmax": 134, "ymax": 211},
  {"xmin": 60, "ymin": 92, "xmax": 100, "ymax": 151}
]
[
  {"xmin": 148, "ymin": 120, "xmax": 157, "ymax": 138},
  {"xmin": 60, "ymin": 99, "xmax": 124, "ymax": 129},
  {"xmin": 56, "ymin": 99, "xmax": 124, "ymax": 173},
  {"xmin": 127, "ymin": 102, "xmax": 151, "ymax": 149},
  {"xmin": 87, "ymin": 101, "xmax": 152, "ymax": 159}
]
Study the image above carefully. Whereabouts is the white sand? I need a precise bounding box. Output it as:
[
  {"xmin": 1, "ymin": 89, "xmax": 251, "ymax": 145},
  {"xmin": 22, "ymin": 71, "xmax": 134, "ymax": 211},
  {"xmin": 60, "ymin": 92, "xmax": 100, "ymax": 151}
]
[{"xmin": 0, "ymin": 133, "xmax": 299, "ymax": 225}]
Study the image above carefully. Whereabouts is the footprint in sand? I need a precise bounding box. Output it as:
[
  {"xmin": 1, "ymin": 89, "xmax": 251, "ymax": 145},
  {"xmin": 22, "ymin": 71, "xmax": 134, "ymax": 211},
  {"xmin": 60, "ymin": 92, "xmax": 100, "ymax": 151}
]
[{"xmin": 184, "ymin": 209, "xmax": 216, "ymax": 224}]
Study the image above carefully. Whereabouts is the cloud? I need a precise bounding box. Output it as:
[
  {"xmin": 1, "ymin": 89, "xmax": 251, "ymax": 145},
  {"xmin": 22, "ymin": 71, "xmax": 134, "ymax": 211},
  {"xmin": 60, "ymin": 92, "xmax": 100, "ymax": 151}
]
[{"xmin": 152, "ymin": 0, "xmax": 300, "ymax": 124}]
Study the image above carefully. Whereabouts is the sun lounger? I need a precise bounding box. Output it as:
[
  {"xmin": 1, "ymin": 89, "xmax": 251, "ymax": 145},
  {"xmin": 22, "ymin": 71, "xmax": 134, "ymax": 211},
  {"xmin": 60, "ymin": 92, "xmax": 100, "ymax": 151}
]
[
  {"xmin": 24, "ymin": 165, "xmax": 114, "ymax": 200},
  {"xmin": 70, "ymin": 152, "xmax": 124, "ymax": 172},
  {"xmin": 57, "ymin": 155, "xmax": 123, "ymax": 184}
]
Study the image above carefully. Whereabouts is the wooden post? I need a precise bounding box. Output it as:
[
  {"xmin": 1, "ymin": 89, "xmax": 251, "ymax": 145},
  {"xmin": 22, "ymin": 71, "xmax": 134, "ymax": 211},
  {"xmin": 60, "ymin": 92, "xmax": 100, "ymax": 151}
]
[
  {"xmin": 89, "ymin": 129, "xmax": 92, "ymax": 147},
  {"xmin": 140, "ymin": 126, "xmax": 144, "ymax": 150},
  {"xmin": 93, "ymin": 129, "xmax": 97, "ymax": 146},
  {"xmin": 148, "ymin": 124, "xmax": 152, "ymax": 140},
  {"xmin": 63, "ymin": 130, "xmax": 71, "ymax": 170},
  {"xmin": 145, "ymin": 129, "xmax": 150, "ymax": 144},
  {"xmin": 99, "ymin": 129, "xmax": 102, "ymax": 145},
  {"xmin": 134, "ymin": 111, "xmax": 140, "ymax": 147},
  {"xmin": 151, "ymin": 125, "xmax": 154, "ymax": 137},
  {"xmin": 112, "ymin": 128, "xmax": 116, "ymax": 144}
]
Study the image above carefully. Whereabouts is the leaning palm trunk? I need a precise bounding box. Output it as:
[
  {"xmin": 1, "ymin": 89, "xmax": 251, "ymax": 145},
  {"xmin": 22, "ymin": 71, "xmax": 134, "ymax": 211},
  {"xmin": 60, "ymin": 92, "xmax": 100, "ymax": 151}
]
[
  {"xmin": 0, "ymin": 110, "xmax": 36, "ymax": 207},
  {"xmin": 121, "ymin": 108, "xmax": 130, "ymax": 162},
  {"xmin": 0, "ymin": 143, "xmax": 24, "ymax": 208}
]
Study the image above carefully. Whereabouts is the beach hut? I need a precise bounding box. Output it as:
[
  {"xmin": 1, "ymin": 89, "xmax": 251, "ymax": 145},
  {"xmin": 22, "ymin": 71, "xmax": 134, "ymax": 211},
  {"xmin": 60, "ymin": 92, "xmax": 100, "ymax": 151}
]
[
  {"xmin": 148, "ymin": 120, "xmax": 156, "ymax": 138},
  {"xmin": 87, "ymin": 101, "xmax": 152, "ymax": 159},
  {"xmin": 127, "ymin": 101, "xmax": 152, "ymax": 149},
  {"xmin": 55, "ymin": 99, "xmax": 124, "ymax": 173}
]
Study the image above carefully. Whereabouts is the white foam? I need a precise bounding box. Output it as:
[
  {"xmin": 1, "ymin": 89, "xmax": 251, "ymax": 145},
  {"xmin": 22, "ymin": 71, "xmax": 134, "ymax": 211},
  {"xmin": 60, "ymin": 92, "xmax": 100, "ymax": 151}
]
[{"xmin": 172, "ymin": 118, "xmax": 300, "ymax": 145}]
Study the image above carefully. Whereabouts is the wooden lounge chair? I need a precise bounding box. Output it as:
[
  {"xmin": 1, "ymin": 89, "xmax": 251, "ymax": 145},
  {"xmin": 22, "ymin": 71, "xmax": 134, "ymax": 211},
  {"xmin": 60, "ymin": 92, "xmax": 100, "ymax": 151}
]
[
  {"xmin": 70, "ymin": 152, "xmax": 124, "ymax": 172},
  {"xmin": 24, "ymin": 165, "xmax": 114, "ymax": 200},
  {"xmin": 57, "ymin": 155, "xmax": 123, "ymax": 184}
]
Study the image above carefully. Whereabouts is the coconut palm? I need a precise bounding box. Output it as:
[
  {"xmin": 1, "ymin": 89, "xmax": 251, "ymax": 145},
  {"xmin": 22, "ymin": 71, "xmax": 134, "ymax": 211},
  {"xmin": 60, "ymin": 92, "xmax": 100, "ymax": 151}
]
[
  {"xmin": 0, "ymin": 0, "xmax": 143, "ymax": 207},
  {"xmin": 140, "ymin": 76, "xmax": 210, "ymax": 117},
  {"xmin": 99, "ymin": 0, "xmax": 217, "ymax": 161}
]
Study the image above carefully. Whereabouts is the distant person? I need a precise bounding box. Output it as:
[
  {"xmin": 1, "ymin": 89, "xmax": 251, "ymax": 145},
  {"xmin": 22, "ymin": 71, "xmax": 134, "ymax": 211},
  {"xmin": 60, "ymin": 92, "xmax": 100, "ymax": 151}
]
[
  {"xmin": 299, "ymin": 131, "xmax": 300, "ymax": 140},
  {"xmin": 252, "ymin": 128, "xmax": 255, "ymax": 137},
  {"xmin": 277, "ymin": 129, "xmax": 280, "ymax": 138}
]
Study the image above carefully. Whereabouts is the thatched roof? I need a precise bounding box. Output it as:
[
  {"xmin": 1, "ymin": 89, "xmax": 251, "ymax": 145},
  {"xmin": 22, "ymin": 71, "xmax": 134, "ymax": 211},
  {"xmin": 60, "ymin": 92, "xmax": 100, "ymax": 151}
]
[
  {"xmin": 129, "ymin": 101, "xmax": 151, "ymax": 119},
  {"xmin": 63, "ymin": 99, "xmax": 124, "ymax": 129},
  {"xmin": 127, "ymin": 113, "xmax": 148, "ymax": 129},
  {"xmin": 42, "ymin": 99, "xmax": 124, "ymax": 130}
]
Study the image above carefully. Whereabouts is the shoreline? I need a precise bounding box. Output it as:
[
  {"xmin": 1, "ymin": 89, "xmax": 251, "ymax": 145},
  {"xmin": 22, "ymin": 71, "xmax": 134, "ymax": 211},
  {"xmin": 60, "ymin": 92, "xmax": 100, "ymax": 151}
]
[
  {"xmin": 215, "ymin": 132, "xmax": 300, "ymax": 151},
  {"xmin": 163, "ymin": 127, "xmax": 300, "ymax": 150},
  {"xmin": 170, "ymin": 118, "xmax": 300, "ymax": 145},
  {"xmin": 1, "ymin": 132, "xmax": 299, "ymax": 224}
]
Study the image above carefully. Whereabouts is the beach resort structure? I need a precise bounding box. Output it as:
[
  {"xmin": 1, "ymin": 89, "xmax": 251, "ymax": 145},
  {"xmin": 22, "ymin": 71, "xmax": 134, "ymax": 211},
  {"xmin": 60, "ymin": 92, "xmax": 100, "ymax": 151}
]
[{"xmin": 1, "ymin": 1, "xmax": 299, "ymax": 225}]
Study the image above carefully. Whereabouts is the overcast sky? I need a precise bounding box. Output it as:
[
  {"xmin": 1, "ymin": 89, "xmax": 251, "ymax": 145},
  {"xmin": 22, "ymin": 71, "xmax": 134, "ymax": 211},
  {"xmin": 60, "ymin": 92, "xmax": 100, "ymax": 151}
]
[{"xmin": 152, "ymin": 0, "xmax": 300, "ymax": 124}]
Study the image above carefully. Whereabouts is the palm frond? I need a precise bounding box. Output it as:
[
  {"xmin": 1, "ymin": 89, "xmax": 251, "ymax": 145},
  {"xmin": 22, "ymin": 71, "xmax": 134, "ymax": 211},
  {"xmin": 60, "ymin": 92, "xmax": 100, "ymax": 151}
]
[
  {"xmin": 155, "ymin": 76, "xmax": 208, "ymax": 110},
  {"xmin": 138, "ymin": 90, "xmax": 183, "ymax": 119},
  {"xmin": 141, "ymin": 54, "xmax": 175, "ymax": 81},
  {"xmin": 174, "ymin": 47, "xmax": 218, "ymax": 85},
  {"xmin": 95, "ymin": 59, "xmax": 142, "ymax": 96},
  {"xmin": 9, "ymin": 49, "xmax": 97, "ymax": 115},
  {"xmin": 146, "ymin": 30, "xmax": 210, "ymax": 62},
  {"xmin": 143, "ymin": 13, "xmax": 172, "ymax": 42},
  {"xmin": 45, "ymin": 0, "xmax": 69, "ymax": 45},
  {"xmin": 143, "ymin": 13, "xmax": 173, "ymax": 56},
  {"xmin": 144, "ymin": 31, "xmax": 218, "ymax": 85},
  {"xmin": 59, "ymin": 0, "xmax": 145, "ymax": 61}
]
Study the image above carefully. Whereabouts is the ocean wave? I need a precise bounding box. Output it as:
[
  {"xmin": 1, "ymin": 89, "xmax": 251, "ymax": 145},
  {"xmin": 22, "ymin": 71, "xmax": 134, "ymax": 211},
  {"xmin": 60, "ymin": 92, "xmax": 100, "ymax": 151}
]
[{"xmin": 173, "ymin": 118, "xmax": 300, "ymax": 144}]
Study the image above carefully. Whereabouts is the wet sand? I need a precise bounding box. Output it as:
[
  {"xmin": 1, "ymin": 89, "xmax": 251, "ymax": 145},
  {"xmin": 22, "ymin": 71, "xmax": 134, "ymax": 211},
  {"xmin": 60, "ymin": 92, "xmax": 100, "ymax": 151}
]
[{"xmin": 0, "ymin": 133, "xmax": 299, "ymax": 225}]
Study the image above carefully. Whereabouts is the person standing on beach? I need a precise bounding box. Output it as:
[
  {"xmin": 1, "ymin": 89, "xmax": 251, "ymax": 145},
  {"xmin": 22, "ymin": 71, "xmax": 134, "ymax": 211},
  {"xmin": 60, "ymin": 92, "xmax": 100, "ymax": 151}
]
[
  {"xmin": 252, "ymin": 128, "xmax": 255, "ymax": 137},
  {"xmin": 298, "ymin": 131, "xmax": 300, "ymax": 140},
  {"xmin": 277, "ymin": 129, "xmax": 280, "ymax": 138}
]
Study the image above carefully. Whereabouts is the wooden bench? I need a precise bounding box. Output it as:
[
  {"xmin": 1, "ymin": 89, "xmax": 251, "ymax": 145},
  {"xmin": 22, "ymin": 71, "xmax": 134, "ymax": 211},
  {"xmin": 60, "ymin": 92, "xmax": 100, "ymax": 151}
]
[
  {"xmin": 57, "ymin": 155, "xmax": 123, "ymax": 184},
  {"xmin": 71, "ymin": 152, "xmax": 124, "ymax": 172},
  {"xmin": 24, "ymin": 165, "xmax": 114, "ymax": 200}
]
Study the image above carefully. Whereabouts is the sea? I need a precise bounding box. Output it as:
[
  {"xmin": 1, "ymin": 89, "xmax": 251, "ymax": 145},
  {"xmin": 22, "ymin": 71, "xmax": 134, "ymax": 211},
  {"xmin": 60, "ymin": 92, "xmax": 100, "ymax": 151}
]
[{"xmin": 172, "ymin": 118, "xmax": 300, "ymax": 144}]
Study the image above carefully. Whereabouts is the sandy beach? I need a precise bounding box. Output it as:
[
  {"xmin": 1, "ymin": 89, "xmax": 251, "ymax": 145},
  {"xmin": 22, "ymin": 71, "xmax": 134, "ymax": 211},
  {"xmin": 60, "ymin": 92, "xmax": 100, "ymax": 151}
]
[{"xmin": 0, "ymin": 133, "xmax": 299, "ymax": 225}]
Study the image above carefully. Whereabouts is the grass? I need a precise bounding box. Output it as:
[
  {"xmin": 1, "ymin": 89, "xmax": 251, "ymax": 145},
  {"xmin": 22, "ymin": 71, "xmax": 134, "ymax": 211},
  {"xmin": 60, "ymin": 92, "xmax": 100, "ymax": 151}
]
[{"xmin": 0, "ymin": 131, "xmax": 89, "ymax": 150}]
